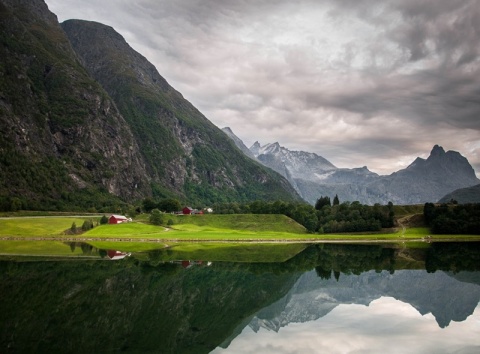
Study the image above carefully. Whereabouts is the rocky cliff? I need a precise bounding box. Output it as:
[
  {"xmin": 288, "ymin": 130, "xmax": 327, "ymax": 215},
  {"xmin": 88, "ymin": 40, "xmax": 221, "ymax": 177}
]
[
  {"xmin": 0, "ymin": 0, "xmax": 299, "ymax": 210},
  {"xmin": 0, "ymin": 0, "xmax": 150, "ymax": 210},
  {"xmin": 60, "ymin": 18, "xmax": 299, "ymax": 205}
]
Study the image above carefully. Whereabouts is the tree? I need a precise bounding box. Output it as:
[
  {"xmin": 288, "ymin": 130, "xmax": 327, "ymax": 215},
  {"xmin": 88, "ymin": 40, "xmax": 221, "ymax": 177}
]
[
  {"xmin": 81, "ymin": 219, "xmax": 93, "ymax": 231},
  {"xmin": 333, "ymin": 194, "xmax": 340, "ymax": 206},
  {"xmin": 315, "ymin": 196, "xmax": 331, "ymax": 210},
  {"xmin": 149, "ymin": 208, "xmax": 164, "ymax": 225},
  {"xmin": 142, "ymin": 197, "xmax": 157, "ymax": 212},
  {"xmin": 10, "ymin": 197, "xmax": 22, "ymax": 212},
  {"xmin": 157, "ymin": 198, "xmax": 181, "ymax": 213},
  {"xmin": 70, "ymin": 222, "xmax": 77, "ymax": 234},
  {"xmin": 100, "ymin": 215, "xmax": 109, "ymax": 224}
]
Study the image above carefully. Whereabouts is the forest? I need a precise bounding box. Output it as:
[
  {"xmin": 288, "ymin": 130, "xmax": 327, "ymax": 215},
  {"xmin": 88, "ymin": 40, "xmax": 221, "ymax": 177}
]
[{"xmin": 423, "ymin": 203, "xmax": 480, "ymax": 234}]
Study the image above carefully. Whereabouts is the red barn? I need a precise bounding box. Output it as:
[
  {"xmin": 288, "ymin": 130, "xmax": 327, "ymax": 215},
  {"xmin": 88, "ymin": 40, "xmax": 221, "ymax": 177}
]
[
  {"xmin": 108, "ymin": 214, "xmax": 128, "ymax": 224},
  {"xmin": 182, "ymin": 207, "xmax": 194, "ymax": 215}
]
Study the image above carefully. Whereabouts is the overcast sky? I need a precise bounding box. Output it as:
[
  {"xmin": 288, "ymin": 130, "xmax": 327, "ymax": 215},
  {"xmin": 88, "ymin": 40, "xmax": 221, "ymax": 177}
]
[{"xmin": 45, "ymin": 0, "xmax": 480, "ymax": 176}]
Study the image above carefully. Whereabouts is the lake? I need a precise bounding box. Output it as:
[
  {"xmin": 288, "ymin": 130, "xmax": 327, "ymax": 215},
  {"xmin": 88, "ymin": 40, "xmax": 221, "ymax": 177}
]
[{"xmin": 1, "ymin": 241, "xmax": 480, "ymax": 353}]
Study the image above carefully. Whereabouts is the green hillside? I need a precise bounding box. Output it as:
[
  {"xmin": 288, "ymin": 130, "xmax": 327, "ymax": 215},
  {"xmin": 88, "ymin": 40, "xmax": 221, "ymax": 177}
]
[
  {"xmin": 0, "ymin": 1, "xmax": 299, "ymax": 212},
  {"xmin": 172, "ymin": 214, "xmax": 307, "ymax": 233},
  {"xmin": 61, "ymin": 19, "xmax": 300, "ymax": 205}
]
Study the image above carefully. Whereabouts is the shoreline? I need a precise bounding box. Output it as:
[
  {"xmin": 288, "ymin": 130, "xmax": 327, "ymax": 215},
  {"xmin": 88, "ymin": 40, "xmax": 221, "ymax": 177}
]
[{"xmin": 2, "ymin": 236, "xmax": 480, "ymax": 244}]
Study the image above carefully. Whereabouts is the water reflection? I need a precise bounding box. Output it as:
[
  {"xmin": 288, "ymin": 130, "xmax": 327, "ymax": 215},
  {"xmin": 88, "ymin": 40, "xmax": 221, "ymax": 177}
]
[
  {"xmin": 215, "ymin": 298, "xmax": 480, "ymax": 354},
  {"xmin": 0, "ymin": 242, "xmax": 479, "ymax": 353}
]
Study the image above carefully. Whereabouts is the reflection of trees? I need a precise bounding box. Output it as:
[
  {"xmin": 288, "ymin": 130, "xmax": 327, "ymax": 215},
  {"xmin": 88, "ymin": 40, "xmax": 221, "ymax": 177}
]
[
  {"xmin": 314, "ymin": 244, "xmax": 396, "ymax": 280},
  {"xmin": 425, "ymin": 242, "xmax": 480, "ymax": 273}
]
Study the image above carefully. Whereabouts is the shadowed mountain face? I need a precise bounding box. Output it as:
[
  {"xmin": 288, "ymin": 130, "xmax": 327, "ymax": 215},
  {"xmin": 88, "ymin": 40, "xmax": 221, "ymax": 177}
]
[
  {"xmin": 0, "ymin": 0, "xmax": 299, "ymax": 211},
  {"xmin": 0, "ymin": 0, "xmax": 150, "ymax": 208},
  {"xmin": 439, "ymin": 183, "xmax": 480, "ymax": 204}
]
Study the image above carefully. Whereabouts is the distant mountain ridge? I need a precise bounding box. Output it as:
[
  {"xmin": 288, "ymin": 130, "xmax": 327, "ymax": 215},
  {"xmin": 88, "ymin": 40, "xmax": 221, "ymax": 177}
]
[{"xmin": 223, "ymin": 128, "xmax": 480, "ymax": 205}]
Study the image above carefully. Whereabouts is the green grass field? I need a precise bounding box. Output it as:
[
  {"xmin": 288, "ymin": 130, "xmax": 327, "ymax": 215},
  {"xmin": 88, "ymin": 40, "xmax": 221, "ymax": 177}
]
[
  {"xmin": 2, "ymin": 214, "xmax": 479, "ymax": 244},
  {"xmin": 171, "ymin": 214, "xmax": 307, "ymax": 233},
  {"xmin": 82, "ymin": 214, "xmax": 311, "ymax": 241},
  {"xmin": 0, "ymin": 217, "xmax": 96, "ymax": 236}
]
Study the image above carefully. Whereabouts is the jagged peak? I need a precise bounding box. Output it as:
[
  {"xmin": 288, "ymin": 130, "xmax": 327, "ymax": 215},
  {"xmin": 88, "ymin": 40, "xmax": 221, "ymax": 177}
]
[
  {"xmin": 250, "ymin": 141, "xmax": 261, "ymax": 149},
  {"xmin": 430, "ymin": 144, "xmax": 446, "ymax": 157}
]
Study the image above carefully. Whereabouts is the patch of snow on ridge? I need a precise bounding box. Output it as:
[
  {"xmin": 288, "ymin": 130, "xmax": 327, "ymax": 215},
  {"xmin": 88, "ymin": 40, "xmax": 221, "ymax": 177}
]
[{"xmin": 314, "ymin": 171, "xmax": 336, "ymax": 181}]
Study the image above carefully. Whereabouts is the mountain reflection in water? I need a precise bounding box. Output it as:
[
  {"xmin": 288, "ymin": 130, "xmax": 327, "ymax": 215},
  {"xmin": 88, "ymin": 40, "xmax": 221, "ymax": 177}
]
[{"xmin": 1, "ymin": 242, "xmax": 480, "ymax": 353}]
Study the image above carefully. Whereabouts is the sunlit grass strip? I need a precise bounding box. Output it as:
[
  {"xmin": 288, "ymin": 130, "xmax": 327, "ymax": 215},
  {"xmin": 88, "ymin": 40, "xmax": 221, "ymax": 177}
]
[
  {"xmin": 171, "ymin": 214, "xmax": 307, "ymax": 234},
  {"xmin": 85, "ymin": 223, "xmax": 164, "ymax": 236},
  {"xmin": 0, "ymin": 217, "xmax": 94, "ymax": 236}
]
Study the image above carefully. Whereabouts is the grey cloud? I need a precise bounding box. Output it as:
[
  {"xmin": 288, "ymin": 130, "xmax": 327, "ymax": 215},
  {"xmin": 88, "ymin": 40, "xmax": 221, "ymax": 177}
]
[{"xmin": 45, "ymin": 0, "xmax": 480, "ymax": 176}]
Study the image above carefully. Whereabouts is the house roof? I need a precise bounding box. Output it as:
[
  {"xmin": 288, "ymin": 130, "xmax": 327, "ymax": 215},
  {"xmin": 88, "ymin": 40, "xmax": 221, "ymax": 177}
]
[{"xmin": 110, "ymin": 214, "xmax": 127, "ymax": 219}]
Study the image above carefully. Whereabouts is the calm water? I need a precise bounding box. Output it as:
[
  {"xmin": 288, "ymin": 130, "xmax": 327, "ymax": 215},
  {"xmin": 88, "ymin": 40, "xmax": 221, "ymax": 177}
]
[{"xmin": 1, "ymin": 242, "xmax": 480, "ymax": 353}]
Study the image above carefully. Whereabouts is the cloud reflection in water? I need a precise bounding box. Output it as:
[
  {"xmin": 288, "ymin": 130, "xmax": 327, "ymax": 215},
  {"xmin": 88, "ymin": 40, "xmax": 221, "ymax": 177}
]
[{"xmin": 212, "ymin": 298, "xmax": 480, "ymax": 354}]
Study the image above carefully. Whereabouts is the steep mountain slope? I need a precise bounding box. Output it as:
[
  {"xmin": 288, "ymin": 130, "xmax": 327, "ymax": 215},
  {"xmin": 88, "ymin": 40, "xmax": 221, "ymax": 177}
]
[
  {"xmin": 0, "ymin": 0, "xmax": 150, "ymax": 210},
  {"xmin": 222, "ymin": 127, "xmax": 257, "ymax": 160},
  {"xmin": 250, "ymin": 141, "xmax": 341, "ymax": 197},
  {"xmin": 0, "ymin": 0, "xmax": 299, "ymax": 211},
  {"xmin": 438, "ymin": 184, "xmax": 480, "ymax": 204},
  {"xmin": 61, "ymin": 19, "xmax": 299, "ymax": 205}
]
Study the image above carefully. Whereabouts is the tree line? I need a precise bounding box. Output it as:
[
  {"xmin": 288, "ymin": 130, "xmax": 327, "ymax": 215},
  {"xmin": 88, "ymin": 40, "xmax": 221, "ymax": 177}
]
[
  {"xmin": 424, "ymin": 203, "xmax": 480, "ymax": 234},
  {"xmin": 213, "ymin": 196, "xmax": 395, "ymax": 233}
]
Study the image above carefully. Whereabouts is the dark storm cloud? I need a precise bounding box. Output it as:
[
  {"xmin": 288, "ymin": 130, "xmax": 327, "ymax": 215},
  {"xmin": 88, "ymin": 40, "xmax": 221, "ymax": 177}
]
[{"xmin": 46, "ymin": 0, "xmax": 480, "ymax": 175}]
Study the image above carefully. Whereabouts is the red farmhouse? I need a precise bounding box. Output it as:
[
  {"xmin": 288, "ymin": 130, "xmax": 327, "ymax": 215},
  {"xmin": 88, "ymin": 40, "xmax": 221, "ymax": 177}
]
[
  {"xmin": 182, "ymin": 207, "xmax": 194, "ymax": 215},
  {"xmin": 108, "ymin": 214, "xmax": 128, "ymax": 224}
]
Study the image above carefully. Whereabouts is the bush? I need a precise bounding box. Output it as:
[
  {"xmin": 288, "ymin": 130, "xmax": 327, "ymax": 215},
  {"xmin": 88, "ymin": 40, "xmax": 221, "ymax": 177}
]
[
  {"xmin": 149, "ymin": 209, "xmax": 164, "ymax": 225},
  {"xmin": 81, "ymin": 219, "xmax": 94, "ymax": 231}
]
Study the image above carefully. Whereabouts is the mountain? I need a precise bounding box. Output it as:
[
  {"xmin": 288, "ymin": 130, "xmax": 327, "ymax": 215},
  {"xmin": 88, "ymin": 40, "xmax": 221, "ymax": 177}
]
[
  {"xmin": 239, "ymin": 135, "xmax": 479, "ymax": 205},
  {"xmin": 221, "ymin": 127, "xmax": 257, "ymax": 160},
  {"xmin": 62, "ymin": 19, "xmax": 300, "ymax": 205},
  {"xmin": 370, "ymin": 145, "xmax": 480, "ymax": 205},
  {"xmin": 0, "ymin": 0, "xmax": 299, "ymax": 211},
  {"xmin": 438, "ymin": 184, "xmax": 480, "ymax": 204},
  {"xmin": 0, "ymin": 0, "xmax": 149, "ymax": 210}
]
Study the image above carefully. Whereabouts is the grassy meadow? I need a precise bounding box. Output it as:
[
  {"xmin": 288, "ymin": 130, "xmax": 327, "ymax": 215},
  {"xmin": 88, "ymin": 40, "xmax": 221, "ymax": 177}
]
[
  {"xmin": 1, "ymin": 213, "xmax": 480, "ymax": 247},
  {"xmin": 0, "ymin": 217, "xmax": 95, "ymax": 236}
]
